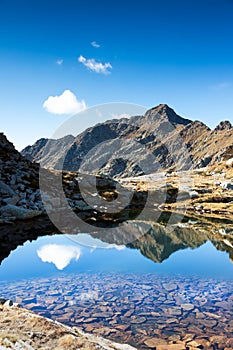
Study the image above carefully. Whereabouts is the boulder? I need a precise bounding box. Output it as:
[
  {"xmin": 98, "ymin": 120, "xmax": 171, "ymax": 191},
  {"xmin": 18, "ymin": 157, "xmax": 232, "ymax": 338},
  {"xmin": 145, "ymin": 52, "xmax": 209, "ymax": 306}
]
[
  {"xmin": 0, "ymin": 180, "xmax": 16, "ymax": 197},
  {"xmin": 0, "ymin": 204, "xmax": 42, "ymax": 220}
]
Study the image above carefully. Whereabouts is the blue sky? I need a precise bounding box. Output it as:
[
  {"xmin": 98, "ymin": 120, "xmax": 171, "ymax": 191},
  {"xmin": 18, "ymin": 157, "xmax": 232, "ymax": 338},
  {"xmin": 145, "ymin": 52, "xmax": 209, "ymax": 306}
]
[{"xmin": 1, "ymin": 0, "xmax": 233, "ymax": 150}]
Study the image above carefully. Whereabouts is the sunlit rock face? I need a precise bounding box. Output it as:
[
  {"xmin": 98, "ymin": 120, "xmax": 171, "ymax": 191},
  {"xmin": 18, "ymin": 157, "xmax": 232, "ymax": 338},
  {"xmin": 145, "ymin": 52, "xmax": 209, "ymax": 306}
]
[{"xmin": 21, "ymin": 104, "xmax": 233, "ymax": 177}]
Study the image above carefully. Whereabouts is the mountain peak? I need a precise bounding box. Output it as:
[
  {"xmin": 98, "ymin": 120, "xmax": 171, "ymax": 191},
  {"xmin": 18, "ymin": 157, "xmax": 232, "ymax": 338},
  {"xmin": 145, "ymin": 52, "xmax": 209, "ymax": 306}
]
[
  {"xmin": 144, "ymin": 104, "xmax": 192, "ymax": 126},
  {"xmin": 153, "ymin": 103, "xmax": 174, "ymax": 112}
]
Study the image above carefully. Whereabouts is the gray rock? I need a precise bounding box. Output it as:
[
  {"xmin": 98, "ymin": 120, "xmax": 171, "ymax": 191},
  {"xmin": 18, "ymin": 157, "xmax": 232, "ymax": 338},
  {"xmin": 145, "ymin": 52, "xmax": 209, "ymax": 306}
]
[
  {"xmin": 0, "ymin": 180, "xmax": 15, "ymax": 196},
  {"xmin": 3, "ymin": 196, "xmax": 19, "ymax": 205},
  {"xmin": 0, "ymin": 204, "xmax": 42, "ymax": 220},
  {"xmin": 18, "ymin": 198, "xmax": 28, "ymax": 206},
  {"xmin": 10, "ymin": 174, "xmax": 16, "ymax": 185},
  {"xmin": 17, "ymin": 183, "xmax": 25, "ymax": 191}
]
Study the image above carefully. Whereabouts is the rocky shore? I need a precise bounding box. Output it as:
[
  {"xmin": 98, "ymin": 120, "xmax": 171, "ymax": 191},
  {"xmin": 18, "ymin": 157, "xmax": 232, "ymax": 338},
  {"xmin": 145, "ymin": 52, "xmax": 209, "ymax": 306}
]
[{"xmin": 120, "ymin": 159, "xmax": 233, "ymax": 220}]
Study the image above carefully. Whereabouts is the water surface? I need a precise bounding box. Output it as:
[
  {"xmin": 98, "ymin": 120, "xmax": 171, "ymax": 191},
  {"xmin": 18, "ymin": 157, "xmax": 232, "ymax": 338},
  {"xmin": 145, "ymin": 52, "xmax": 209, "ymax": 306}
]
[{"xmin": 0, "ymin": 219, "xmax": 233, "ymax": 349}]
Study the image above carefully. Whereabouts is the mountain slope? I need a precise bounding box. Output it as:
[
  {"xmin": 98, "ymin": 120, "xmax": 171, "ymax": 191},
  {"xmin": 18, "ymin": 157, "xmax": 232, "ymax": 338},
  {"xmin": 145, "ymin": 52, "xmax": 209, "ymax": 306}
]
[
  {"xmin": 21, "ymin": 134, "xmax": 75, "ymax": 169},
  {"xmin": 21, "ymin": 104, "xmax": 233, "ymax": 178}
]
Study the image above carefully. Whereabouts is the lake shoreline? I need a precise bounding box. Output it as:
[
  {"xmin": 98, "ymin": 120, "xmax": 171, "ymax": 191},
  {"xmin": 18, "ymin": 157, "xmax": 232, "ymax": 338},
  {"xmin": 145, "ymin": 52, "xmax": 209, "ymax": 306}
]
[{"xmin": 0, "ymin": 301, "xmax": 136, "ymax": 350}]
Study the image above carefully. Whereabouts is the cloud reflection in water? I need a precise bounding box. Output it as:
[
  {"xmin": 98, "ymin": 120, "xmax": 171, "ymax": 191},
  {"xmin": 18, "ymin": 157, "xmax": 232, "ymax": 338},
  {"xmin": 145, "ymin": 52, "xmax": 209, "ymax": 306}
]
[{"xmin": 37, "ymin": 244, "xmax": 81, "ymax": 270}]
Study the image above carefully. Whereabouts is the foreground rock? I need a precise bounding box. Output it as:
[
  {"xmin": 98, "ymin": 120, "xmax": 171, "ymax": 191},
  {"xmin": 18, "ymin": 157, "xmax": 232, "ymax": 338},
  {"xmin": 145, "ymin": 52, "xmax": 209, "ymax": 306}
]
[
  {"xmin": 0, "ymin": 204, "xmax": 41, "ymax": 219},
  {"xmin": 0, "ymin": 132, "xmax": 43, "ymax": 217},
  {"xmin": 0, "ymin": 303, "xmax": 136, "ymax": 350}
]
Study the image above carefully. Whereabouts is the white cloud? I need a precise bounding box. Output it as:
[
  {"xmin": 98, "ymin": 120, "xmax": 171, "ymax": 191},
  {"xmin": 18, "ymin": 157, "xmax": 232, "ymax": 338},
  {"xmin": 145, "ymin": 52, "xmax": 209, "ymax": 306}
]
[
  {"xmin": 78, "ymin": 55, "xmax": 112, "ymax": 74},
  {"xmin": 37, "ymin": 244, "xmax": 81, "ymax": 270},
  {"xmin": 110, "ymin": 113, "xmax": 131, "ymax": 120},
  {"xmin": 56, "ymin": 59, "xmax": 63, "ymax": 65},
  {"xmin": 43, "ymin": 89, "xmax": 86, "ymax": 115},
  {"xmin": 91, "ymin": 41, "xmax": 100, "ymax": 48}
]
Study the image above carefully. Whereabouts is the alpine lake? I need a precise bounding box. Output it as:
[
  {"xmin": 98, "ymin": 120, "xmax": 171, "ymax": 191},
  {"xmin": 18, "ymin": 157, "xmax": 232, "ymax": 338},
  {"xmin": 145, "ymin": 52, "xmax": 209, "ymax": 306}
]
[{"xmin": 0, "ymin": 211, "xmax": 233, "ymax": 349}]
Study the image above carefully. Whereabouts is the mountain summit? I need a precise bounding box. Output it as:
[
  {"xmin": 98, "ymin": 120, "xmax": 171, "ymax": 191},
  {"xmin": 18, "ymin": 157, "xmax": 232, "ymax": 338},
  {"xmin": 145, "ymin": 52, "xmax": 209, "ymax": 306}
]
[{"xmin": 143, "ymin": 104, "xmax": 191, "ymax": 126}]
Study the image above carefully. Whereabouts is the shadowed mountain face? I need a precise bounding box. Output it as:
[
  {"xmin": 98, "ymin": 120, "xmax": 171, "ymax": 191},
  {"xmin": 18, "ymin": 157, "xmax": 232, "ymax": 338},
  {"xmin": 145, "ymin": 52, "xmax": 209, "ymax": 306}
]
[{"xmin": 21, "ymin": 104, "xmax": 233, "ymax": 178}]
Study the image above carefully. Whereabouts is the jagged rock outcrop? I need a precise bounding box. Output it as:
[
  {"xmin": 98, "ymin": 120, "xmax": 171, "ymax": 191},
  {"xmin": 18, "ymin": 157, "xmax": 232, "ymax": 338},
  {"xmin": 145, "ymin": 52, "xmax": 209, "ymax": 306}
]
[{"xmin": 21, "ymin": 104, "xmax": 233, "ymax": 178}]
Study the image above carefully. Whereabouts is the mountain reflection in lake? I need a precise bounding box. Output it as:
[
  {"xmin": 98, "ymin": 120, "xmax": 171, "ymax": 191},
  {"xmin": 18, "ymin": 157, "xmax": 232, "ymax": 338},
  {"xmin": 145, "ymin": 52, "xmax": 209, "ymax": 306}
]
[{"xmin": 0, "ymin": 214, "xmax": 233, "ymax": 349}]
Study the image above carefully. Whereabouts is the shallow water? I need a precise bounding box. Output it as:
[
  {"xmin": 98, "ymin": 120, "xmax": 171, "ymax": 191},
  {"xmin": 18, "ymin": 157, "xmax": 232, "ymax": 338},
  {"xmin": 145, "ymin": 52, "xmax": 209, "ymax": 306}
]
[
  {"xmin": 0, "ymin": 220, "xmax": 233, "ymax": 349},
  {"xmin": 1, "ymin": 271, "xmax": 233, "ymax": 348}
]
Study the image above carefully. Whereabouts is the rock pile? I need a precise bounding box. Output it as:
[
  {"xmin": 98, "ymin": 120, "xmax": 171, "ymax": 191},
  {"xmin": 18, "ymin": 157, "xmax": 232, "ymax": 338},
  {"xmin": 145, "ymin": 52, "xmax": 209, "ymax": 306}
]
[{"xmin": 0, "ymin": 133, "xmax": 44, "ymax": 221}]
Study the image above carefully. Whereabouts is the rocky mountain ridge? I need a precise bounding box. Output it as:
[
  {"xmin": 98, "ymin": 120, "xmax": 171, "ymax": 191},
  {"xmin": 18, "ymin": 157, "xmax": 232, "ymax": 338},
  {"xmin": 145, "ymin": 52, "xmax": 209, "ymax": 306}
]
[
  {"xmin": 21, "ymin": 104, "xmax": 233, "ymax": 178},
  {"xmin": 22, "ymin": 134, "xmax": 75, "ymax": 169}
]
